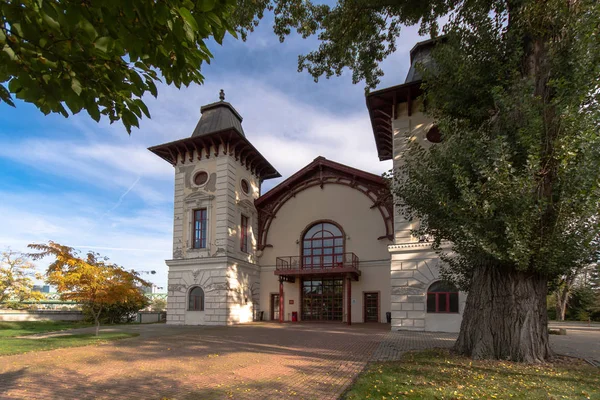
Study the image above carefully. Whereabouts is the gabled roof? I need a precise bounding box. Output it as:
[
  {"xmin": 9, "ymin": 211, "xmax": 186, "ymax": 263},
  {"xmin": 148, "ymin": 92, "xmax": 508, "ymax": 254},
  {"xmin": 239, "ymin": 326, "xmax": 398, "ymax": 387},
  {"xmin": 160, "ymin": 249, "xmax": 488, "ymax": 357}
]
[
  {"xmin": 254, "ymin": 157, "xmax": 394, "ymax": 250},
  {"xmin": 256, "ymin": 156, "xmax": 388, "ymax": 206}
]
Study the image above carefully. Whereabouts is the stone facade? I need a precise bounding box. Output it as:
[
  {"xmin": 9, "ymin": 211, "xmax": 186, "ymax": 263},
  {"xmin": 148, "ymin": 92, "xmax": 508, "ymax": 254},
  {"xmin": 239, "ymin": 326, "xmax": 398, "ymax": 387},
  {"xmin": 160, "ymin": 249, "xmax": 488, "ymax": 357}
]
[{"xmin": 153, "ymin": 37, "xmax": 468, "ymax": 333}]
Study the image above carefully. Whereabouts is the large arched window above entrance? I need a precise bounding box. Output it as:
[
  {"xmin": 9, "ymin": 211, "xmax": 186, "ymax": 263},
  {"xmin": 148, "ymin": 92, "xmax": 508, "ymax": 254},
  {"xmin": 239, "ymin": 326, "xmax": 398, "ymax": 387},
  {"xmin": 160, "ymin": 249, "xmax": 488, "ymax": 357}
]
[
  {"xmin": 426, "ymin": 281, "xmax": 459, "ymax": 313},
  {"xmin": 302, "ymin": 222, "xmax": 345, "ymax": 269},
  {"xmin": 188, "ymin": 287, "xmax": 204, "ymax": 311}
]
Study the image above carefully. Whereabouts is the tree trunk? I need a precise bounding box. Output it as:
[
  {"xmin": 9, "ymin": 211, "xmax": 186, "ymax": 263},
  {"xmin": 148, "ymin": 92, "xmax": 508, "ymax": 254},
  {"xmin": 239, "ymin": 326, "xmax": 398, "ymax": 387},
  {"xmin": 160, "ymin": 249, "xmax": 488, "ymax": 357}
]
[
  {"xmin": 454, "ymin": 264, "xmax": 552, "ymax": 363},
  {"xmin": 92, "ymin": 306, "xmax": 102, "ymax": 337},
  {"xmin": 94, "ymin": 315, "xmax": 100, "ymax": 336},
  {"xmin": 555, "ymin": 287, "xmax": 569, "ymax": 322}
]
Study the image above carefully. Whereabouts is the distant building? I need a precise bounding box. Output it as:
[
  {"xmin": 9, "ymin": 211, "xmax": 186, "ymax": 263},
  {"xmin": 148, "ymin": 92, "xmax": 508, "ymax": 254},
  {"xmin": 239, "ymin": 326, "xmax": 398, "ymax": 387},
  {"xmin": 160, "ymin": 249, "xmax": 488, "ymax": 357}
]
[
  {"xmin": 149, "ymin": 39, "xmax": 465, "ymax": 332},
  {"xmin": 32, "ymin": 285, "xmax": 51, "ymax": 293}
]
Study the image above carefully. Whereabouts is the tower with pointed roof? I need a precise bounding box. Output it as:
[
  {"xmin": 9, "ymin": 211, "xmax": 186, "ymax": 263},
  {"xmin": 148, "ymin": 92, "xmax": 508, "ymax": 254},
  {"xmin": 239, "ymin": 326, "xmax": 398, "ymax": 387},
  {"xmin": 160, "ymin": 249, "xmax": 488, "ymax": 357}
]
[
  {"xmin": 366, "ymin": 37, "xmax": 466, "ymax": 333},
  {"xmin": 149, "ymin": 92, "xmax": 280, "ymax": 325}
]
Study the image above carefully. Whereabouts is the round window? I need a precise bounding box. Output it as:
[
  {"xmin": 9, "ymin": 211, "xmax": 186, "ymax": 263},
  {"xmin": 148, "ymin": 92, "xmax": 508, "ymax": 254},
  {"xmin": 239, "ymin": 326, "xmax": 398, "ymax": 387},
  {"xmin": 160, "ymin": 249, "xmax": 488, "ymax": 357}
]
[
  {"xmin": 241, "ymin": 179, "xmax": 250, "ymax": 195},
  {"xmin": 426, "ymin": 125, "xmax": 442, "ymax": 143},
  {"xmin": 193, "ymin": 171, "xmax": 209, "ymax": 186}
]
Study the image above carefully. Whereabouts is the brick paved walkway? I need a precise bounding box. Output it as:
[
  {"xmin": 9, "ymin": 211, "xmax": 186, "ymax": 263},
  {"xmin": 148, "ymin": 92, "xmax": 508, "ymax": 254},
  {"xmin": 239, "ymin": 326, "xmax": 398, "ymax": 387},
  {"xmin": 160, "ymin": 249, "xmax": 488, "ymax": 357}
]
[
  {"xmin": 1, "ymin": 323, "xmax": 597, "ymax": 400},
  {"xmin": 372, "ymin": 326, "xmax": 600, "ymax": 365},
  {"xmin": 371, "ymin": 331, "xmax": 457, "ymax": 361},
  {"xmin": 0, "ymin": 323, "xmax": 389, "ymax": 400}
]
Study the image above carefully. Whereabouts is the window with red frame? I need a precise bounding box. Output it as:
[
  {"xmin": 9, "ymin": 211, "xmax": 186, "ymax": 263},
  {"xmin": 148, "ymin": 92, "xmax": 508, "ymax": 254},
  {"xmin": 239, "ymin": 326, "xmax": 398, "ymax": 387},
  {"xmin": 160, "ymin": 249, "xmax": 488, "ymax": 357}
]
[
  {"xmin": 426, "ymin": 281, "xmax": 459, "ymax": 313},
  {"xmin": 188, "ymin": 287, "xmax": 204, "ymax": 311},
  {"xmin": 241, "ymin": 215, "xmax": 249, "ymax": 253},
  {"xmin": 193, "ymin": 208, "xmax": 207, "ymax": 249}
]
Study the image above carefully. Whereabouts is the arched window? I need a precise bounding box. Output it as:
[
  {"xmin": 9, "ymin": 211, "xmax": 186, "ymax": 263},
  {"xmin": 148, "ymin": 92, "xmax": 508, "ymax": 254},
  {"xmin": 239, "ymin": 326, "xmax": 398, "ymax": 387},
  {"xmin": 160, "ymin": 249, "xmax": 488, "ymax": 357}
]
[
  {"xmin": 427, "ymin": 281, "xmax": 459, "ymax": 313},
  {"xmin": 302, "ymin": 222, "xmax": 344, "ymax": 269},
  {"xmin": 188, "ymin": 287, "xmax": 204, "ymax": 311}
]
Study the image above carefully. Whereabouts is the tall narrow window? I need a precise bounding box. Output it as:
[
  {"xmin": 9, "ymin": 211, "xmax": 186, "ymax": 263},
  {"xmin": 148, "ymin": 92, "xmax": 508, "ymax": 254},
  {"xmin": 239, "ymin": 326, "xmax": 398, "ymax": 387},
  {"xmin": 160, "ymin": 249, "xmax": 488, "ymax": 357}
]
[
  {"xmin": 189, "ymin": 287, "xmax": 204, "ymax": 311},
  {"xmin": 193, "ymin": 208, "xmax": 207, "ymax": 249},
  {"xmin": 241, "ymin": 215, "xmax": 249, "ymax": 253}
]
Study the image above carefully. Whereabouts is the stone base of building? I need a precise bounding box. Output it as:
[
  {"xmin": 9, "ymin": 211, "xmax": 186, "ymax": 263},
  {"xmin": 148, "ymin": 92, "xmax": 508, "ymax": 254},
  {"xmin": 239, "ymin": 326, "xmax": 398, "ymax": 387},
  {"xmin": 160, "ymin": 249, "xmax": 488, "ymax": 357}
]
[
  {"xmin": 389, "ymin": 242, "xmax": 465, "ymax": 333},
  {"xmin": 165, "ymin": 256, "xmax": 260, "ymax": 326}
]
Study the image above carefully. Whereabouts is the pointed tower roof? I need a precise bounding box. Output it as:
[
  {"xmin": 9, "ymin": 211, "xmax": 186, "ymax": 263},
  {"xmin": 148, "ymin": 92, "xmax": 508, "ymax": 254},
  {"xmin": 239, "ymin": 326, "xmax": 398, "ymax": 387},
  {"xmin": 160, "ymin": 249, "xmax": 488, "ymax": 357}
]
[
  {"xmin": 192, "ymin": 89, "xmax": 245, "ymax": 137},
  {"xmin": 148, "ymin": 90, "xmax": 280, "ymax": 180}
]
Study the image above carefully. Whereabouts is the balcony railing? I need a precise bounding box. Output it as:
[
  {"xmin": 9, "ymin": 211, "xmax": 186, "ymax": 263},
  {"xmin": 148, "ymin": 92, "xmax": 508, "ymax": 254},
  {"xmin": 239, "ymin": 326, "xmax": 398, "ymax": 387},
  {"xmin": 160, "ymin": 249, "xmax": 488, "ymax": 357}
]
[{"xmin": 275, "ymin": 252, "xmax": 360, "ymax": 274}]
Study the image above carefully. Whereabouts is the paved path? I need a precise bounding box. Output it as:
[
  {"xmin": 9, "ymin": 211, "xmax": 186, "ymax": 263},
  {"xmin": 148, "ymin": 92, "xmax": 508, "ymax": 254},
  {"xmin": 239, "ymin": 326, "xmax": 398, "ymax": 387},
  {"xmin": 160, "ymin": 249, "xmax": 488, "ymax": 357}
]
[
  {"xmin": 1, "ymin": 323, "xmax": 598, "ymax": 400},
  {"xmin": 0, "ymin": 323, "xmax": 389, "ymax": 400}
]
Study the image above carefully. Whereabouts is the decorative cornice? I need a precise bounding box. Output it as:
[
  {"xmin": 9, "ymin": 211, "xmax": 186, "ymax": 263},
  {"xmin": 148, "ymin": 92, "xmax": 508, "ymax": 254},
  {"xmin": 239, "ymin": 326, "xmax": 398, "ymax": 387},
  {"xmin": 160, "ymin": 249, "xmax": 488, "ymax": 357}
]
[
  {"xmin": 165, "ymin": 255, "xmax": 261, "ymax": 271},
  {"xmin": 184, "ymin": 191, "xmax": 215, "ymax": 204},
  {"xmin": 388, "ymin": 240, "xmax": 452, "ymax": 253},
  {"xmin": 148, "ymin": 129, "xmax": 280, "ymax": 181},
  {"xmin": 365, "ymin": 80, "xmax": 422, "ymax": 161}
]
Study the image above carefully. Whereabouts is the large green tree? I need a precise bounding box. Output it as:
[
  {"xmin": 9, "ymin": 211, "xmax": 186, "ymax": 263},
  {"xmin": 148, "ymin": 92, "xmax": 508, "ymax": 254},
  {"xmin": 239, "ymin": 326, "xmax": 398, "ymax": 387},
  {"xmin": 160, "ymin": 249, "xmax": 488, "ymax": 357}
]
[
  {"xmin": 245, "ymin": 0, "xmax": 600, "ymax": 362},
  {"xmin": 0, "ymin": 0, "xmax": 238, "ymax": 132}
]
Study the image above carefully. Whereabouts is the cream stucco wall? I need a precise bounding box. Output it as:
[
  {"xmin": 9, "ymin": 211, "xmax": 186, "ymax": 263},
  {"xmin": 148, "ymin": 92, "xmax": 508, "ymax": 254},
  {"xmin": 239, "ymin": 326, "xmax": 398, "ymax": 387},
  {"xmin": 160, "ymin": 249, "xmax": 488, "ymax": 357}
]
[
  {"xmin": 389, "ymin": 98, "xmax": 466, "ymax": 333},
  {"xmin": 392, "ymin": 99, "xmax": 435, "ymax": 243},
  {"xmin": 261, "ymin": 184, "xmax": 390, "ymax": 266},
  {"xmin": 258, "ymin": 183, "xmax": 392, "ymax": 323}
]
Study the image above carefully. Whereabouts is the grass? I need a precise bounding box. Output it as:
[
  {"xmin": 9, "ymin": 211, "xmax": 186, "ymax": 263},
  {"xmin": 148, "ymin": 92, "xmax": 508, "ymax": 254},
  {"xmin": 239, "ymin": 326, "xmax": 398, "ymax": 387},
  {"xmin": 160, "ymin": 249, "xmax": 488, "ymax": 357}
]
[
  {"xmin": 0, "ymin": 321, "xmax": 138, "ymax": 355},
  {"xmin": 0, "ymin": 320, "xmax": 91, "ymax": 337},
  {"xmin": 345, "ymin": 349, "xmax": 600, "ymax": 400}
]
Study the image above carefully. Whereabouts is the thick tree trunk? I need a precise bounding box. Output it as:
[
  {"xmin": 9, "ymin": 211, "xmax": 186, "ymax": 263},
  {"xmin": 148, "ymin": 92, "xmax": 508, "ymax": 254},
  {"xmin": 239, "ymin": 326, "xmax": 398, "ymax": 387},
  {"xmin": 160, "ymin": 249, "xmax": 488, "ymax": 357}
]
[{"xmin": 454, "ymin": 264, "xmax": 552, "ymax": 363}]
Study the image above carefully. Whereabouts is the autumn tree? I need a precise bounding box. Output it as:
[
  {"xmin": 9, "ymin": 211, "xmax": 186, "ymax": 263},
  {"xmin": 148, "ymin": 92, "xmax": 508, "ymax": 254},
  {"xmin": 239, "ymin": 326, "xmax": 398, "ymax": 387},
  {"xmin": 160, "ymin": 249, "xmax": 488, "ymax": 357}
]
[
  {"xmin": 0, "ymin": 249, "xmax": 43, "ymax": 305},
  {"xmin": 240, "ymin": 0, "xmax": 600, "ymax": 362},
  {"xmin": 28, "ymin": 241, "xmax": 150, "ymax": 336},
  {"xmin": 0, "ymin": 0, "xmax": 238, "ymax": 132}
]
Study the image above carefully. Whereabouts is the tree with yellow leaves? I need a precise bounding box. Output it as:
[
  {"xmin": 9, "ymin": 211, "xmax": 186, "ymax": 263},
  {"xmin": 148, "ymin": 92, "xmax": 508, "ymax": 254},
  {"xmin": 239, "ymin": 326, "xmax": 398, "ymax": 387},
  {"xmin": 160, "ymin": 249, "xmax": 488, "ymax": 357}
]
[
  {"xmin": 28, "ymin": 241, "xmax": 150, "ymax": 336},
  {"xmin": 0, "ymin": 249, "xmax": 44, "ymax": 305}
]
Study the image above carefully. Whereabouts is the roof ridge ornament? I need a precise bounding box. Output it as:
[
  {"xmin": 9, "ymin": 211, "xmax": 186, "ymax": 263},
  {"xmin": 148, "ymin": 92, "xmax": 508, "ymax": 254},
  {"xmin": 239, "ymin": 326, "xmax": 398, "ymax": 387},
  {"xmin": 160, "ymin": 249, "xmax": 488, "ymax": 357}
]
[{"xmin": 219, "ymin": 89, "xmax": 225, "ymax": 101}]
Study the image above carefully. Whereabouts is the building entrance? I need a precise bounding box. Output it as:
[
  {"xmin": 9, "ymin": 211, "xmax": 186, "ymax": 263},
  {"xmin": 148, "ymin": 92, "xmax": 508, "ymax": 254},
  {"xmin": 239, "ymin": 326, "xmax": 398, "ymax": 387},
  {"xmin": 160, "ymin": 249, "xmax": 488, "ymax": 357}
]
[{"xmin": 301, "ymin": 278, "xmax": 344, "ymax": 321}]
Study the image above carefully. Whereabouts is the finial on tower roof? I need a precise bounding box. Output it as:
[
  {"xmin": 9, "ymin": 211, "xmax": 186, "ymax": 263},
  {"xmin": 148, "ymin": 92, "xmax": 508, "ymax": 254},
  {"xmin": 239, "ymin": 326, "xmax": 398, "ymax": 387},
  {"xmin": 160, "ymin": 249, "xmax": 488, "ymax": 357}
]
[{"xmin": 219, "ymin": 89, "xmax": 225, "ymax": 101}]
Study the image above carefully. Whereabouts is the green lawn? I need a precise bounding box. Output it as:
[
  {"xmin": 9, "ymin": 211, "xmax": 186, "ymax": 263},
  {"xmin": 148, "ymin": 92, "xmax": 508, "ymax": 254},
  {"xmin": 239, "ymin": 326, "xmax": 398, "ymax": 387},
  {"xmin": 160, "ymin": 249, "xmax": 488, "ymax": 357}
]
[
  {"xmin": 0, "ymin": 320, "xmax": 91, "ymax": 337},
  {"xmin": 345, "ymin": 349, "xmax": 599, "ymax": 400},
  {"xmin": 0, "ymin": 321, "xmax": 138, "ymax": 355}
]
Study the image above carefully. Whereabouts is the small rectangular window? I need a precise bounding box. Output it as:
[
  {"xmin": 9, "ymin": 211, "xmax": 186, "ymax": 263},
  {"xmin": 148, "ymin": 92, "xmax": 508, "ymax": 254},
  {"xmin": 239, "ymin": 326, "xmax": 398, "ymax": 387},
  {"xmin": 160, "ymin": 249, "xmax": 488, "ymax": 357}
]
[
  {"xmin": 438, "ymin": 293, "xmax": 448, "ymax": 312},
  {"xmin": 426, "ymin": 293, "xmax": 436, "ymax": 313},
  {"xmin": 193, "ymin": 208, "xmax": 207, "ymax": 249},
  {"xmin": 449, "ymin": 293, "xmax": 459, "ymax": 313},
  {"xmin": 241, "ymin": 215, "xmax": 249, "ymax": 253}
]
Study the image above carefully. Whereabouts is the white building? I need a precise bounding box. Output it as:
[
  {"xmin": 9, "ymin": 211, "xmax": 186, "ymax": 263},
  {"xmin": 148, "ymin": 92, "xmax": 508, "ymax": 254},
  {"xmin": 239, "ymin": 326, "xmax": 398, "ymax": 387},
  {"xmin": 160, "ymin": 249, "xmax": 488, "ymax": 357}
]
[{"xmin": 149, "ymin": 39, "xmax": 465, "ymax": 332}]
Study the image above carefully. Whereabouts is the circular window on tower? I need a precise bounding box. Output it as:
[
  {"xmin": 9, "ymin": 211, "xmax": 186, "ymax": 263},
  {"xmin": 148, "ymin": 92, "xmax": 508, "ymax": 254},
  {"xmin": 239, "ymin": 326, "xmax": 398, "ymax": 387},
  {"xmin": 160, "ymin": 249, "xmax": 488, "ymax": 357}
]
[
  {"xmin": 240, "ymin": 179, "xmax": 250, "ymax": 195},
  {"xmin": 426, "ymin": 125, "xmax": 442, "ymax": 143},
  {"xmin": 193, "ymin": 171, "xmax": 209, "ymax": 187}
]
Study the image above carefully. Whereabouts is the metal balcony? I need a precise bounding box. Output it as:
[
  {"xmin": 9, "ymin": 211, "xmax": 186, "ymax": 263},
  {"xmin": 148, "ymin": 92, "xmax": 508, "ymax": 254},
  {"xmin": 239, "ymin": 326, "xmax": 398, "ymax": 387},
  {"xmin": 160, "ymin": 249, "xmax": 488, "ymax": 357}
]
[{"xmin": 275, "ymin": 253, "xmax": 361, "ymax": 281}]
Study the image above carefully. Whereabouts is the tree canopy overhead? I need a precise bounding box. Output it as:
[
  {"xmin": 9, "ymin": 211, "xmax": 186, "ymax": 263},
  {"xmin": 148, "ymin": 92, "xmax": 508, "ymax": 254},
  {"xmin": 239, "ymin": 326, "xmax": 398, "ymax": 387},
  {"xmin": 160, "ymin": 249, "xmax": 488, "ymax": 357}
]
[{"xmin": 0, "ymin": 0, "xmax": 237, "ymax": 132}]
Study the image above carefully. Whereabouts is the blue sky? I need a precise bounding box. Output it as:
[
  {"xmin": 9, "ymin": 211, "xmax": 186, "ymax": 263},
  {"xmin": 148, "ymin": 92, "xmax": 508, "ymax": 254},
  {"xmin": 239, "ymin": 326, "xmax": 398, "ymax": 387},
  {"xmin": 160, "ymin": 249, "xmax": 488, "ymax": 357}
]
[{"xmin": 0, "ymin": 17, "xmax": 426, "ymax": 290}]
